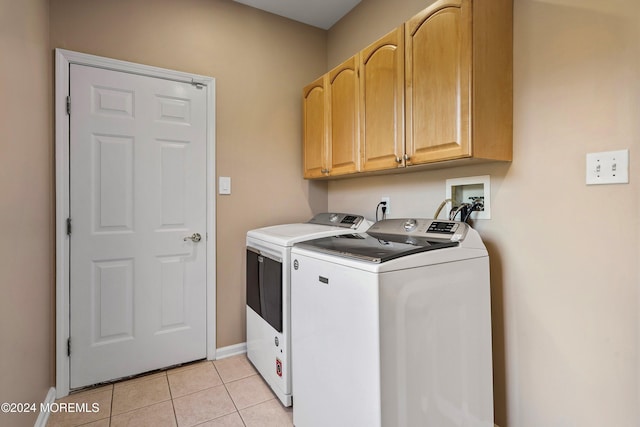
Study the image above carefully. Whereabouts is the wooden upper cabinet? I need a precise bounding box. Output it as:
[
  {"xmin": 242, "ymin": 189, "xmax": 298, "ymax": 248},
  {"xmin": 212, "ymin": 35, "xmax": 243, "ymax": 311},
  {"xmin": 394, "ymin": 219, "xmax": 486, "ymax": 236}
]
[
  {"xmin": 328, "ymin": 55, "xmax": 360, "ymax": 176},
  {"xmin": 360, "ymin": 27, "xmax": 405, "ymax": 172},
  {"xmin": 302, "ymin": 0, "xmax": 512, "ymax": 179},
  {"xmin": 405, "ymin": 0, "xmax": 471, "ymax": 164},
  {"xmin": 303, "ymin": 76, "xmax": 328, "ymax": 179},
  {"xmin": 406, "ymin": 0, "xmax": 513, "ymax": 166},
  {"xmin": 303, "ymin": 57, "xmax": 360, "ymax": 178}
]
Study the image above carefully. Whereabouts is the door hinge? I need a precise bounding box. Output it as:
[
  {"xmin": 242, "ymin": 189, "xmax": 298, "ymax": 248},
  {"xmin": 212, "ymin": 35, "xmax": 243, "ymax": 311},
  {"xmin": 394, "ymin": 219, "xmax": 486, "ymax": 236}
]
[
  {"xmin": 66, "ymin": 218, "xmax": 72, "ymax": 236},
  {"xmin": 66, "ymin": 96, "xmax": 71, "ymax": 115},
  {"xmin": 191, "ymin": 79, "xmax": 205, "ymax": 90},
  {"xmin": 67, "ymin": 338, "xmax": 71, "ymax": 357}
]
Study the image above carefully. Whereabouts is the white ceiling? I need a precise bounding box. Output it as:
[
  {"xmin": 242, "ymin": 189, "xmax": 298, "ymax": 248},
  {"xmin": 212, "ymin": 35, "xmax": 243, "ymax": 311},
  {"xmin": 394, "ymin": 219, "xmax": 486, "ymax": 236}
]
[{"xmin": 233, "ymin": 0, "xmax": 362, "ymax": 30}]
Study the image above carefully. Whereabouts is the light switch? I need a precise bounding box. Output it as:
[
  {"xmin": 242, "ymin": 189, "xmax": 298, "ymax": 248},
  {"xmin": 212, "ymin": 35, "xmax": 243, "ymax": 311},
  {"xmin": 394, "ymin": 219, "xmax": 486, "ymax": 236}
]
[
  {"xmin": 586, "ymin": 149, "xmax": 629, "ymax": 185},
  {"xmin": 219, "ymin": 176, "xmax": 231, "ymax": 194}
]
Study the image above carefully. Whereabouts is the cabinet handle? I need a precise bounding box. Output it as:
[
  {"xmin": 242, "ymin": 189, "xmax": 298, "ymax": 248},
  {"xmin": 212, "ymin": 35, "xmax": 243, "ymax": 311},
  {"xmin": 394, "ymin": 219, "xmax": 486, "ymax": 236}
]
[
  {"xmin": 404, "ymin": 154, "xmax": 411, "ymax": 162},
  {"xmin": 321, "ymin": 168, "xmax": 330, "ymax": 174},
  {"xmin": 395, "ymin": 156, "xmax": 402, "ymax": 164}
]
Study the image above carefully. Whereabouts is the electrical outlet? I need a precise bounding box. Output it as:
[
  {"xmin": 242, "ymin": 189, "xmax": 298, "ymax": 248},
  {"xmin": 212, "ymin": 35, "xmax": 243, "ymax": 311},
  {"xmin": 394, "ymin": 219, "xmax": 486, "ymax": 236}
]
[
  {"xmin": 381, "ymin": 197, "xmax": 390, "ymax": 216},
  {"xmin": 586, "ymin": 149, "xmax": 629, "ymax": 185}
]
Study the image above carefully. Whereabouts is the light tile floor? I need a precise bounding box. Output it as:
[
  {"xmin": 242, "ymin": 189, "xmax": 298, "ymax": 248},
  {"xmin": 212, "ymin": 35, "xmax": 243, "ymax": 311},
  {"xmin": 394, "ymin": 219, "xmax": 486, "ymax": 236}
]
[{"xmin": 47, "ymin": 354, "xmax": 293, "ymax": 427}]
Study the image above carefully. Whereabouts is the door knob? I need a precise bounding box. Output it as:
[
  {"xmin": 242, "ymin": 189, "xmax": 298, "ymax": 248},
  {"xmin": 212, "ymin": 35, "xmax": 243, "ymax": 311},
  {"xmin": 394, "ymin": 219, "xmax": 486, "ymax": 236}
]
[{"xmin": 183, "ymin": 233, "xmax": 202, "ymax": 242}]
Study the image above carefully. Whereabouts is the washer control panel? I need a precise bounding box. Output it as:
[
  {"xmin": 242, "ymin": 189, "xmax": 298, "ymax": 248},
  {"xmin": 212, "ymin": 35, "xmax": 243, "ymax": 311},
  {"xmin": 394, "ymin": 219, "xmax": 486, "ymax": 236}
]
[
  {"xmin": 427, "ymin": 221, "xmax": 459, "ymax": 234},
  {"xmin": 368, "ymin": 219, "xmax": 468, "ymax": 242}
]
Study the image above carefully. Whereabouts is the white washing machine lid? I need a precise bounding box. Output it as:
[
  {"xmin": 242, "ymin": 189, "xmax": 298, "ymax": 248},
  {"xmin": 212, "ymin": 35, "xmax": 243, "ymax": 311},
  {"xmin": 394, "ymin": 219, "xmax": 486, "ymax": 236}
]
[
  {"xmin": 247, "ymin": 223, "xmax": 351, "ymax": 247},
  {"xmin": 294, "ymin": 232, "xmax": 459, "ymax": 263},
  {"xmin": 291, "ymin": 219, "xmax": 488, "ymax": 273},
  {"xmin": 247, "ymin": 213, "xmax": 371, "ymax": 247}
]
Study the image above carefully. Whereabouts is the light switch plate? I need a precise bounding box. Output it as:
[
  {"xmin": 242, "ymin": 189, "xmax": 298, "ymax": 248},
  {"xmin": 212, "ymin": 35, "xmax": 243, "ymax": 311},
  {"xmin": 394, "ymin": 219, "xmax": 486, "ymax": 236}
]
[
  {"xmin": 586, "ymin": 149, "xmax": 629, "ymax": 185},
  {"xmin": 219, "ymin": 176, "xmax": 231, "ymax": 194}
]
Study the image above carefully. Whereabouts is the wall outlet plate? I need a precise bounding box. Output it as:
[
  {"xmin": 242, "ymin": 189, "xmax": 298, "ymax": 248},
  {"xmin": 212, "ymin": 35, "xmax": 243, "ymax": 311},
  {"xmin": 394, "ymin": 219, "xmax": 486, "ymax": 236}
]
[
  {"xmin": 586, "ymin": 149, "xmax": 629, "ymax": 185},
  {"xmin": 381, "ymin": 196, "xmax": 390, "ymax": 216}
]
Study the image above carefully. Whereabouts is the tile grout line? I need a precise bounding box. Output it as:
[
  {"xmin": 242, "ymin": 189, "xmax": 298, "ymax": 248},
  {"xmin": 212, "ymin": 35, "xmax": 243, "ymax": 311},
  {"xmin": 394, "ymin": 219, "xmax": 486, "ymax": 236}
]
[
  {"xmin": 170, "ymin": 360, "xmax": 243, "ymax": 427},
  {"xmin": 108, "ymin": 373, "xmax": 176, "ymax": 424},
  {"xmin": 213, "ymin": 359, "xmax": 248, "ymax": 427},
  {"xmin": 83, "ymin": 357, "xmax": 262, "ymax": 427},
  {"xmin": 223, "ymin": 381, "xmax": 247, "ymax": 426},
  {"xmin": 166, "ymin": 360, "xmax": 227, "ymax": 401},
  {"xmin": 165, "ymin": 373, "xmax": 180, "ymax": 427},
  {"xmin": 109, "ymin": 384, "xmax": 114, "ymax": 427}
]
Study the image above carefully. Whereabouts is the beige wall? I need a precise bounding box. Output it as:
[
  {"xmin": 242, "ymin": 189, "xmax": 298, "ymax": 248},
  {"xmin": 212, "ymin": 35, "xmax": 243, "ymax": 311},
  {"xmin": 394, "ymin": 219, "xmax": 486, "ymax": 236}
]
[
  {"xmin": 0, "ymin": 0, "xmax": 53, "ymax": 426},
  {"xmin": 50, "ymin": 0, "xmax": 328, "ymax": 348},
  {"xmin": 3, "ymin": 0, "xmax": 638, "ymax": 425},
  {"xmin": 327, "ymin": 0, "xmax": 640, "ymax": 425}
]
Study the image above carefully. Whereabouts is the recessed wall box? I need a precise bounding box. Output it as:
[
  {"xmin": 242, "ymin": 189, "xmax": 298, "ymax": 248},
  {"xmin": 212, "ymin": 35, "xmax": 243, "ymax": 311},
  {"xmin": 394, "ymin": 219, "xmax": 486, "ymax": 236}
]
[{"xmin": 445, "ymin": 175, "xmax": 491, "ymax": 220}]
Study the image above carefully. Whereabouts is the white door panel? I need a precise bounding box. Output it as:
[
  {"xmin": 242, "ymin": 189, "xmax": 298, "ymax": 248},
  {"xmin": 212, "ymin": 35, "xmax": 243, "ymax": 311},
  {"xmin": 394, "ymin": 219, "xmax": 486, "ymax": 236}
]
[{"xmin": 69, "ymin": 64, "xmax": 207, "ymax": 388}]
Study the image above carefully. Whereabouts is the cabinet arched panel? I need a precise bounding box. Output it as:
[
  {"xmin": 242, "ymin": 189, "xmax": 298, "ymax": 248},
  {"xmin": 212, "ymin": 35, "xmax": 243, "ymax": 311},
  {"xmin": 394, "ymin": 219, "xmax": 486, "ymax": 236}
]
[
  {"xmin": 329, "ymin": 56, "xmax": 360, "ymax": 176},
  {"xmin": 406, "ymin": 0, "xmax": 472, "ymax": 164},
  {"xmin": 360, "ymin": 27, "xmax": 405, "ymax": 172},
  {"xmin": 303, "ymin": 77, "xmax": 328, "ymax": 178}
]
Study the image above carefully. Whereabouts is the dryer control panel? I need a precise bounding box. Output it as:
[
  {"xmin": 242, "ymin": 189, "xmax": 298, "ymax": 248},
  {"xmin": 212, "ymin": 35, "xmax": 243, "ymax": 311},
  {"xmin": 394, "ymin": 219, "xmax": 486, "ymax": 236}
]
[{"xmin": 307, "ymin": 212, "xmax": 366, "ymax": 229}]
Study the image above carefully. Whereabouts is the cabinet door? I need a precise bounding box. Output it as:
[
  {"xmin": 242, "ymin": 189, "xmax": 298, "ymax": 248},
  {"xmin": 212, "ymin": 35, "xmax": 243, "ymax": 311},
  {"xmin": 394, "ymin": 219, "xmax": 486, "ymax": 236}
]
[
  {"xmin": 405, "ymin": 0, "xmax": 472, "ymax": 164},
  {"xmin": 303, "ymin": 76, "xmax": 328, "ymax": 179},
  {"xmin": 360, "ymin": 27, "xmax": 405, "ymax": 172},
  {"xmin": 328, "ymin": 56, "xmax": 360, "ymax": 176}
]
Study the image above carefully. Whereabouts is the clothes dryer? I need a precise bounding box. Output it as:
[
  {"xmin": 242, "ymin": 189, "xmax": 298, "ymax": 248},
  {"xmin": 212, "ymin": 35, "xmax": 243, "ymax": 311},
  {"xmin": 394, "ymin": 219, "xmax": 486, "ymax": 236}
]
[{"xmin": 245, "ymin": 213, "xmax": 371, "ymax": 406}]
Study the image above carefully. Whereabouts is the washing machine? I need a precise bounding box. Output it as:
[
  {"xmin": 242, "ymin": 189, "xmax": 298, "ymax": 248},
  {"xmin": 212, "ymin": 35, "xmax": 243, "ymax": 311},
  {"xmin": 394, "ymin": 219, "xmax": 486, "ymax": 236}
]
[
  {"xmin": 291, "ymin": 218, "xmax": 494, "ymax": 427},
  {"xmin": 245, "ymin": 212, "xmax": 371, "ymax": 406}
]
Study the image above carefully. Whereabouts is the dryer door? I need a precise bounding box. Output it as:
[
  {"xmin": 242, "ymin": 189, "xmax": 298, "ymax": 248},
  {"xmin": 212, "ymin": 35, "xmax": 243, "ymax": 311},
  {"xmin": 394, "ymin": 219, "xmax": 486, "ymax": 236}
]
[{"xmin": 246, "ymin": 248, "xmax": 283, "ymax": 332}]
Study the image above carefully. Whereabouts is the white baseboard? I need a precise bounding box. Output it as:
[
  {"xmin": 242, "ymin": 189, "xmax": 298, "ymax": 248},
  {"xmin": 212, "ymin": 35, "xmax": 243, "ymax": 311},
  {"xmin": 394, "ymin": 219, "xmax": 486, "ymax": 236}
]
[
  {"xmin": 214, "ymin": 342, "xmax": 247, "ymax": 360},
  {"xmin": 34, "ymin": 387, "xmax": 56, "ymax": 427}
]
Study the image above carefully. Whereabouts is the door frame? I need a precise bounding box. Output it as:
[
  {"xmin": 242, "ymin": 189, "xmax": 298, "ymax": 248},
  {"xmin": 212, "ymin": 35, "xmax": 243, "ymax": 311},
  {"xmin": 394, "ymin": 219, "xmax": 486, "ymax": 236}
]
[{"xmin": 55, "ymin": 49, "xmax": 217, "ymax": 398}]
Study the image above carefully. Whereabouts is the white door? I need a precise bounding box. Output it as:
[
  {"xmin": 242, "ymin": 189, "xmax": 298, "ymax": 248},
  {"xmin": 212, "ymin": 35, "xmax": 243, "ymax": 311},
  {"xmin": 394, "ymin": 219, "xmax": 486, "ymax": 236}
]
[{"xmin": 69, "ymin": 64, "xmax": 207, "ymax": 388}]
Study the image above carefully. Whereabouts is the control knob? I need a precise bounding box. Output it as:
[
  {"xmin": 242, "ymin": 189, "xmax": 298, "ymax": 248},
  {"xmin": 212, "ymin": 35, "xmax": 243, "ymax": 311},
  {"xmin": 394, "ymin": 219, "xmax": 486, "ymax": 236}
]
[{"xmin": 403, "ymin": 219, "xmax": 418, "ymax": 232}]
